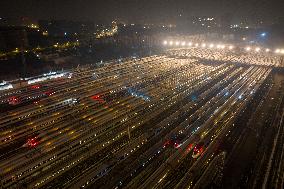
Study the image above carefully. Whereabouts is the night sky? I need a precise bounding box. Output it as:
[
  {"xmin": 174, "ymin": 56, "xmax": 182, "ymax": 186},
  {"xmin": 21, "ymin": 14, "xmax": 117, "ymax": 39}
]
[{"xmin": 0, "ymin": 0, "xmax": 284, "ymax": 24}]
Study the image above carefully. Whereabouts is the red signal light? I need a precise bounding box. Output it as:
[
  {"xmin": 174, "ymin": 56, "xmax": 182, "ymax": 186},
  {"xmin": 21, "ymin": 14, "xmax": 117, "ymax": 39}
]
[{"xmin": 31, "ymin": 85, "xmax": 40, "ymax": 89}]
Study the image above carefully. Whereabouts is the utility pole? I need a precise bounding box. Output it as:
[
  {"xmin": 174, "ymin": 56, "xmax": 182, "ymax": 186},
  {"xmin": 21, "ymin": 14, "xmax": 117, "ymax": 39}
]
[
  {"xmin": 128, "ymin": 126, "xmax": 131, "ymax": 140},
  {"xmin": 20, "ymin": 28, "xmax": 27, "ymax": 78}
]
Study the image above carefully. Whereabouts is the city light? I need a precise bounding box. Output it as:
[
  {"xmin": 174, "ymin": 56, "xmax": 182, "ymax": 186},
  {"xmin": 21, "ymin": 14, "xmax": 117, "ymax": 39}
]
[
  {"xmin": 216, "ymin": 44, "xmax": 224, "ymax": 49},
  {"xmin": 245, "ymin": 47, "xmax": 251, "ymax": 51},
  {"xmin": 273, "ymin": 49, "xmax": 284, "ymax": 54},
  {"xmin": 161, "ymin": 40, "xmax": 284, "ymax": 56},
  {"xmin": 42, "ymin": 31, "xmax": 48, "ymax": 36},
  {"xmin": 28, "ymin": 24, "xmax": 39, "ymax": 28},
  {"xmin": 96, "ymin": 22, "xmax": 118, "ymax": 38},
  {"xmin": 261, "ymin": 32, "xmax": 267, "ymax": 37}
]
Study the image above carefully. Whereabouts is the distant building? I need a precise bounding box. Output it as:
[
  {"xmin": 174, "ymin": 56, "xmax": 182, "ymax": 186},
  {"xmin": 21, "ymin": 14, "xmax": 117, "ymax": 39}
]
[
  {"xmin": 0, "ymin": 17, "xmax": 22, "ymax": 26},
  {"xmin": 38, "ymin": 20, "xmax": 95, "ymax": 37},
  {"xmin": 25, "ymin": 27, "xmax": 51, "ymax": 48},
  {"xmin": 220, "ymin": 13, "xmax": 233, "ymax": 28},
  {"xmin": 0, "ymin": 17, "xmax": 37, "ymax": 27},
  {"xmin": 190, "ymin": 16, "xmax": 218, "ymax": 28},
  {"xmin": 0, "ymin": 26, "xmax": 28, "ymax": 52}
]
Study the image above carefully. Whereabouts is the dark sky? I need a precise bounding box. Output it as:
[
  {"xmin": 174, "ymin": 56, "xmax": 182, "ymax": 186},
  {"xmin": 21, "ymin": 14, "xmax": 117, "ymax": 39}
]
[{"xmin": 0, "ymin": 0, "xmax": 283, "ymax": 24}]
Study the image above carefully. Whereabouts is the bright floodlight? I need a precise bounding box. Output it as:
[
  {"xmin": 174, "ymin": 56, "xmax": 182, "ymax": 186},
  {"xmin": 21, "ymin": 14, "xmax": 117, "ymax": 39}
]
[
  {"xmin": 188, "ymin": 42, "xmax": 192, "ymax": 46},
  {"xmin": 281, "ymin": 49, "xmax": 284, "ymax": 54},
  {"xmin": 169, "ymin": 41, "xmax": 173, "ymax": 45},
  {"xmin": 175, "ymin": 41, "xmax": 180, "ymax": 46},
  {"xmin": 163, "ymin": 41, "xmax": 168, "ymax": 45},
  {"xmin": 195, "ymin": 43, "xmax": 199, "ymax": 47},
  {"xmin": 209, "ymin": 44, "xmax": 214, "ymax": 48},
  {"xmin": 275, "ymin": 49, "xmax": 280, "ymax": 53},
  {"xmin": 255, "ymin": 47, "xmax": 260, "ymax": 52},
  {"xmin": 216, "ymin": 44, "xmax": 221, "ymax": 49},
  {"xmin": 229, "ymin": 45, "xmax": 234, "ymax": 50},
  {"xmin": 201, "ymin": 43, "xmax": 206, "ymax": 47},
  {"xmin": 261, "ymin": 32, "xmax": 267, "ymax": 37},
  {"xmin": 181, "ymin": 41, "xmax": 186, "ymax": 46},
  {"xmin": 220, "ymin": 45, "xmax": 225, "ymax": 49},
  {"xmin": 265, "ymin": 48, "xmax": 270, "ymax": 52},
  {"xmin": 245, "ymin": 47, "xmax": 251, "ymax": 51}
]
